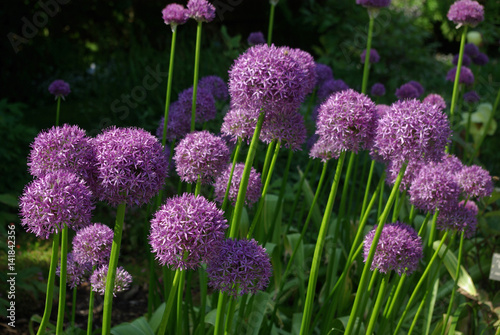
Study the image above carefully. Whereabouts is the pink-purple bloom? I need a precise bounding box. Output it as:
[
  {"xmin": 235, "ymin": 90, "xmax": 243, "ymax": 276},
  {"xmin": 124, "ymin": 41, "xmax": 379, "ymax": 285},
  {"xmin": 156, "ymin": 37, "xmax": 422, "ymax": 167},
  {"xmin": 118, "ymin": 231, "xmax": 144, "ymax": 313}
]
[
  {"xmin": 220, "ymin": 107, "xmax": 259, "ymax": 144},
  {"xmin": 48, "ymin": 80, "xmax": 71, "ymax": 98},
  {"xmin": 360, "ymin": 48, "xmax": 380, "ymax": 64},
  {"xmin": 72, "ymin": 223, "xmax": 114, "ymax": 267},
  {"xmin": 247, "ymin": 31, "xmax": 266, "ymax": 46},
  {"xmin": 207, "ymin": 238, "xmax": 272, "ymax": 296},
  {"xmin": 187, "ymin": 0, "xmax": 216, "ymax": 22},
  {"xmin": 371, "ymin": 83, "xmax": 386, "ymax": 97},
  {"xmin": 437, "ymin": 200, "xmax": 478, "ymax": 238},
  {"xmin": 317, "ymin": 79, "xmax": 349, "ymax": 102},
  {"xmin": 260, "ymin": 109, "xmax": 307, "ymax": 151},
  {"xmin": 446, "ymin": 66, "xmax": 475, "ymax": 85},
  {"xmin": 162, "ymin": 3, "xmax": 189, "ymax": 28},
  {"xmin": 395, "ymin": 82, "xmax": 420, "ymax": 100},
  {"xmin": 214, "ymin": 163, "xmax": 262, "ymax": 207},
  {"xmin": 456, "ymin": 165, "xmax": 493, "ymax": 198},
  {"xmin": 423, "ymin": 93, "xmax": 447, "ymax": 111},
  {"xmin": 178, "ymin": 86, "xmax": 217, "ymax": 123},
  {"xmin": 90, "ymin": 265, "xmax": 132, "ymax": 296},
  {"xmin": 447, "ymin": 0, "xmax": 484, "ymax": 27},
  {"xmin": 149, "ymin": 193, "xmax": 228, "ymax": 270},
  {"xmin": 198, "ymin": 75, "xmax": 229, "ymax": 101},
  {"xmin": 56, "ymin": 252, "xmax": 91, "ymax": 289},
  {"xmin": 363, "ymin": 222, "xmax": 423, "ymax": 276}
]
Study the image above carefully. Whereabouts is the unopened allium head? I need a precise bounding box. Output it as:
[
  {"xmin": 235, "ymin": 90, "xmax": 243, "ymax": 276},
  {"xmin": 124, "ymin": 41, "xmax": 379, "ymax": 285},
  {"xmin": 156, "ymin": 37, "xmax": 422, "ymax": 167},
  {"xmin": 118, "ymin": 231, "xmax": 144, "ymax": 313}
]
[
  {"xmin": 72, "ymin": 223, "xmax": 113, "ymax": 267},
  {"xmin": 247, "ymin": 31, "xmax": 266, "ymax": 46},
  {"xmin": 423, "ymin": 94, "xmax": 447, "ymax": 111},
  {"xmin": 370, "ymin": 83, "xmax": 386, "ymax": 97},
  {"xmin": 162, "ymin": 3, "xmax": 189, "ymax": 30},
  {"xmin": 360, "ymin": 48, "xmax": 380, "ymax": 64},
  {"xmin": 198, "ymin": 75, "xmax": 229, "ymax": 101},
  {"xmin": 446, "ymin": 66, "xmax": 474, "ymax": 85},
  {"xmin": 187, "ymin": 0, "xmax": 216, "ymax": 22},
  {"xmin": 214, "ymin": 163, "xmax": 262, "ymax": 207},
  {"xmin": 456, "ymin": 165, "xmax": 493, "ymax": 198},
  {"xmin": 149, "ymin": 193, "xmax": 227, "ymax": 270},
  {"xmin": 48, "ymin": 80, "xmax": 71, "ymax": 99},
  {"xmin": 220, "ymin": 107, "xmax": 259, "ymax": 144},
  {"xmin": 447, "ymin": 0, "xmax": 484, "ymax": 28},
  {"xmin": 90, "ymin": 265, "xmax": 132, "ymax": 296},
  {"xmin": 260, "ymin": 109, "xmax": 307, "ymax": 151}
]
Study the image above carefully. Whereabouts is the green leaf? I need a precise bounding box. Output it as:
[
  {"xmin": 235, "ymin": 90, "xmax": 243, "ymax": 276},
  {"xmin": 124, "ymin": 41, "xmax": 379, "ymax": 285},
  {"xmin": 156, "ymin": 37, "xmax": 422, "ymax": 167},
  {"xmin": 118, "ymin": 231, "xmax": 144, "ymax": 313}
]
[
  {"xmin": 204, "ymin": 308, "xmax": 217, "ymax": 326},
  {"xmin": 299, "ymin": 170, "xmax": 322, "ymax": 231},
  {"xmin": 148, "ymin": 302, "xmax": 165, "ymax": 333},
  {"xmin": 484, "ymin": 189, "xmax": 500, "ymax": 205},
  {"xmin": 110, "ymin": 317, "xmax": 155, "ymax": 335},
  {"xmin": 242, "ymin": 291, "xmax": 271, "ymax": 335}
]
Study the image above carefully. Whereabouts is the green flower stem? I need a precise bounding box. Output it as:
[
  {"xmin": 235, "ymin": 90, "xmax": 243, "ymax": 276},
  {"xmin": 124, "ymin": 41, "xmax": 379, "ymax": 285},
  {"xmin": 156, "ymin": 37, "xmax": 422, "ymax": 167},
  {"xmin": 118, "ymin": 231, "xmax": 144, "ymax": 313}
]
[
  {"xmin": 222, "ymin": 139, "xmax": 242, "ymax": 212},
  {"xmin": 55, "ymin": 96, "xmax": 61, "ymax": 126},
  {"xmin": 56, "ymin": 225, "xmax": 68, "ymax": 335},
  {"xmin": 158, "ymin": 269, "xmax": 182, "ymax": 335},
  {"xmin": 224, "ymin": 295, "xmax": 238, "ymax": 335},
  {"xmin": 360, "ymin": 160, "xmax": 376, "ymax": 218},
  {"xmin": 214, "ymin": 292, "xmax": 227, "ymax": 335},
  {"xmin": 161, "ymin": 26, "xmax": 178, "ymax": 147},
  {"xmin": 267, "ymin": 3, "xmax": 276, "ymax": 45},
  {"xmin": 366, "ymin": 274, "xmax": 390, "ymax": 335},
  {"xmin": 361, "ymin": 15, "xmax": 375, "ymax": 94},
  {"xmin": 87, "ymin": 266, "xmax": 96, "ymax": 335},
  {"xmin": 377, "ymin": 177, "xmax": 385, "ymax": 218},
  {"xmin": 270, "ymin": 149, "xmax": 293, "ymax": 229},
  {"xmin": 37, "ymin": 233, "xmax": 60, "ymax": 335},
  {"xmin": 344, "ymin": 161, "xmax": 407, "ymax": 335},
  {"xmin": 196, "ymin": 266, "xmax": 208, "ymax": 335},
  {"xmin": 102, "ymin": 201, "xmax": 127, "ymax": 335},
  {"xmin": 299, "ymin": 151, "xmax": 346, "ymax": 335},
  {"xmin": 71, "ymin": 288, "xmax": 76, "ymax": 327},
  {"xmin": 427, "ymin": 210, "xmax": 439, "ymax": 248},
  {"xmin": 284, "ymin": 158, "xmax": 313, "ymax": 235},
  {"xmin": 176, "ymin": 269, "xmax": 186, "ymax": 335},
  {"xmin": 261, "ymin": 140, "xmax": 277, "ymax": 184},
  {"xmin": 191, "ymin": 21, "xmax": 203, "ymax": 132},
  {"xmin": 195, "ymin": 175, "xmax": 202, "ymax": 197},
  {"xmin": 229, "ymin": 111, "xmax": 266, "ymax": 238},
  {"xmin": 233, "ymin": 294, "xmax": 248, "ymax": 334}
]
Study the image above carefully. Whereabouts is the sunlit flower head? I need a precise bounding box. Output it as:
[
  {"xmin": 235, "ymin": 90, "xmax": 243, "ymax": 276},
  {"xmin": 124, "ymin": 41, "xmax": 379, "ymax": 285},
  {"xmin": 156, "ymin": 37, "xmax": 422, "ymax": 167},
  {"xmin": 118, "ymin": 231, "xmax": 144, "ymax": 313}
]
[
  {"xmin": 260, "ymin": 109, "xmax": 307, "ymax": 151},
  {"xmin": 72, "ymin": 223, "xmax": 113, "ymax": 267},
  {"xmin": 90, "ymin": 265, "xmax": 132, "ymax": 296},
  {"xmin": 456, "ymin": 165, "xmax": 494, "ymax": 198},
  {"xmin": 437, "ymin": 200, "xmax": 478, "ymax": 238},
  {"xmin": 423, "ymin": 93, "xmax": 447, "ymax": 111},
  {"xmin": 220, "ymin": 107, "xmax": 259, "ymax": 144},
  {"xmin": 187, "ymin": 0, "xmax": 216, "ymax": 22},
  {"xmin": 447, "ymin": 0, "xmax": 484, "ymax": 28}
]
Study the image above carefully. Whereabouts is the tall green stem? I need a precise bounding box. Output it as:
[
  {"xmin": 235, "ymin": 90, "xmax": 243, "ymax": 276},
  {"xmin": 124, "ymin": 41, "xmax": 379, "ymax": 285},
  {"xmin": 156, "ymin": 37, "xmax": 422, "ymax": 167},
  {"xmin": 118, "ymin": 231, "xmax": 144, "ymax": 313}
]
[
  {"xmin": 157, "ymin": 269, "xmax": 182, "ymax": 335},
  {"xmin": 261, "ymin": 140, "xmax": 276, "ymax": 184},
  {"xmin": 176, "ymin": 269, "xmax": 186, "ymax": 335},
  {"xmin": 361, "ymin": 15, "xmax": 375, "ymax": 94},
  {"xmin": 267, "ymin": 3, "xmax": 276, "ymax": 45},
  {"xmin": 55, "ymin": 96, "xmax": 61, "ymax": 126},
  {"xmin": 191, "ymin": 21, "xmax": 203, "ymax": 131},
  {"xmin": 222, "ymin": 139, "xmax": 242, "ymax": 212},
  {"xmin": 366, "ymin": 274, "xmax": 390, "ymax": 335},
  {"xmin": 56, "ymin": 225, "xmax": 68, "ymax": 334},
  {"xmin": 161, "ymin": 26, "xmax": 178, "ymax": 147},
  {"xmin": 214, "ymin": 292, "xmax": 227, "ymax": 335},
  {"xmin": 87, "ymin": 265, "xmax": 96, "ymax": 335},
  {"xmin": 360, "ymin": 160, "xmax": 376, "ymax": 218}
]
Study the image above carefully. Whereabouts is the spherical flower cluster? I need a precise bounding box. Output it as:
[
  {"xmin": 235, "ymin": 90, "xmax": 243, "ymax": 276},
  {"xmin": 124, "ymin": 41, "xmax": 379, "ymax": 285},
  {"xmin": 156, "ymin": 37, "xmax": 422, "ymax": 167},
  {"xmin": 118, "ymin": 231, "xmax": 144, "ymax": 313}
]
[
  {"xmin": 207, "ymin": 238, "xmax": 272, "ymax": 296},
  {"xmin": 464, "ymin": 43, "xmax": 480, "ymax": 58},
  {"xmin": 463, "ymin": 91, "xmax": 480, "ymax": 103},
  {"xmin": 472, "ymin": 52, "xmax": 489, "ymax": 65},
  {"xmin": 423, "ymin": 94, "xmax": 447, "ymax": 111},
  {"xmin": 247, "ymin": 31, "xmax": 266, "ymax": 46},
  {"xmin": 92, "ymin": 126, "xmax": 169, "ymax": 207},
  {"xmin": 90, "ymin": 265, "xmax": 132, "ymax": 296},
  {"xmin": 437, "ymin": 200, "xmax": 478, "ymax": 237},
  {"xmin": 446, "ymin": 66, "xmax": 474, "ymax": 85},
  {"xmin": 162, "ymin": 3, "xmax": 189, "ymax": 28},
  {"xmin": 20, "ymin": 170, "xmax": 94, "ymax": 239},
  {"xmin": 453, "ymin": 53, "xmax": 471, "ymax": 66},
  {"xmin": 317, "ymin": 79, "xmax": 349, "ymax": 102},
  {"xmin": 149, "ymin": 193, "xmax": 228, "ymax": 270},
  {"xmin": 173, "ymin": 130, "xmax": 230, "ymax": 183},
  {"xmin": 57, "ymin": 253, "xmax": 91, "ymax": 289},
  {"xmin": 72, "ymin": 223, "xmax": 114, "ymax": 267},
  {"xmin": 187, "ymin": 0, "xmax": 216, "ymax": 22},
  {"xmin": 363, "ymin": 222, "xmax": 423, "ymax": 276},
  {"xmin": 356, "ymin": 0, "xmax": 391, "ymax": 8},
  {"xmin": 371, "ymin": 83, "xmax": 386, "ymax": 97},
  {"xmin": 48, "ymin": 80, "xmax": 71, "ymax": 98},
  {"xmin": 156, "ymin": 101, "xmax": 191, "ymax": 143},
  {"xmin": 314, "ymin": 89, "xmax": 377, "ymax": 158},
  {"xmin": 315, "ymin": 63, "xmax": 334, "ymax": 87},
  {"xmin": 456, "ymin": 165, "xmax": 493, "ymax": 198},
  {"xmin": 395, "ymin": 82, "xmax": 420, "ymax": 100},
  {"xmin": 447, "ymin": 0, "xmax": 484, "ymax": 28},
  {"xmin": 360, "ymin": 48, "xmax": 380, "ymax": 64},
  {"xmin": 283, "ymin": 47, "xmax": 317, "ymax": 96},
  {"xmin": 220, "ymin": 107, "xmax": 259, "ymax": 144},
  {"xmin": 198, "ymin": 75, "xmax": 229, "ymax": 101},
  {"xmin": 214, "ymin": 163, "xmax": 262, "ymax": 207},
  {"xmin": 178, "ymin": 86, "xmax": 217, "ymax": 123},
  {"xmin": 260, "ymin": 110, "xmax": 307, "ymax": 151}
]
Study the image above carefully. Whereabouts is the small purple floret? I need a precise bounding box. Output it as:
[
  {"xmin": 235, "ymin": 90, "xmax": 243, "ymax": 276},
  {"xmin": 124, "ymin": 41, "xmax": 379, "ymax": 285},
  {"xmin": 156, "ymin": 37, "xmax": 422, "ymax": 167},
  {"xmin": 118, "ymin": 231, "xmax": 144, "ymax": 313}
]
[
  {"xmin": 178, "ymin": 86, "xmax": 217, "ymax": 123},
  {"xmin": 315, "ymin": 63, "xmax": 334, "ymax": 88},
  {"xmin": 198, "ymin": 75, "xmax": 229, "ymax": 101},
  {"xmin": 456, "ymin": 165, "xmax": 493, "ymax": 198},
  {"xmin": 437, "ymin": 200, "xmax": 478, "ymax": 238},
  {"xmin": 260, "ymin": 110, "xmax": 307, "ymax": 151},
  {"xmin": 56, "ymin": 253, "xmax": 91, "ymax": 289},
  {"xmin": 463, "ymin": 91, "xmax": 480, "ymax": 103},
  {"xmin": 317, "ymin": 79, "xmax": 349, "ymax": 102},
  {"xmin": 220, "ymin": 107, "xmax": 259, "ymax": 144},
  {"xmin": 395, "ymin": 82, "xmax": 420, "ymax": 100},
  {"xmin": 472, "ymin": 52, "xmax": 488, "ymax": 65}
]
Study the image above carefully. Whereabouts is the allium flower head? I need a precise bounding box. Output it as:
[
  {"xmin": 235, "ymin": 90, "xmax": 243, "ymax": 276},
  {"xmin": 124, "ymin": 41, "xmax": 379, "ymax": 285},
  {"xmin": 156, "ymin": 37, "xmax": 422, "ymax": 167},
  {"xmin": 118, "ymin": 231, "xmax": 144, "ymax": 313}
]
[
  {"xmin": 178, "ymin": 86, "xmax": 217, "ymax": 123},
  {"xmin": 149, "ymin": 193, "xmax": 228, "ymax": 270},
  {"xmin": 198, "ymin": 75, "xmax": 229, "ymax": 101},
  {"xmin": 360, "ymin": 48, "xmax": 380, "ymax": 64},
  {"xmin": 247, "ymin": 31, "xmax": 266, "ymax": 46},
  {"xmin": 48, "ymin": 80, "xmax": 71, "ymax": 98},
  {"xmin": 92, "ymin": 126, "xmax": 169, "ymax": 207},
  {"xmin": 423, "ymin": 93, "xmax": 447, "ymax": 111},
  {"xmin": 315, "ymin": 63, "xmax": 334, "ymax": 87},
  {"xmin": 214, "ymin": 163, "xmax": 262, "ymax": 207},
  {"xmin": 446, "ymin": 66, "xmax": 474, "ymax": 85},
  {"xmin": 385, "ymin": 159, "xmax": 424, "ymax": 191},
  {"xmin": 315, "ymin": 89, "xmax": 377, "ymax": 158},
  {"xmin": 162, "ymin": 3, "xmax": 189, "ymax": 28},
  {"xmin": 363, "ymin": 222, "xmax": 423, "ymax": 276},
  {"xmin": 282, "ymin": 47, "xmax": 317, "ymax": 96},
  {"xmin": 453, "ymin": 53, "xmax": 471, "ymax": 66},
  {"xmin": 464, "ymin": 43, "xmax": 480, "ymax": 57},
  {"xmin": 207, "ymin": 238, "xmax": 272, "ymax": 296},
  {"xmin": 72, "ymin": 223, "xmax": 113, "ymax": 267},
  {"xmin": 408, "ymin": 81, "xmax": 424, "ymax": 97},
  {"xmin": 456, "ymin": 165, "xmax": 493, "ymax": 198},
  {"xmin": 220, "ymin": 107, "xmax": 259, "ymax": 144},
  {"xmin": 156, "ymin": 101, "xmax": 191, "ymax": 143},
  {"xmin": 464, "ymin": 91, "xmax": 480, "ymax": 103},
  {"xmin": 472, "ymin": 52, "xmax": 489, "ymax": 65},
  {"xmin": 173, "ymin": 130, "xmax": 230, "ymax": 184},
  {"xmin": 20, "ymin": 170, "xmax": 94, "ymax": 239},
  {"xmin": 437, "ymin": 200, "xmax": 478, "ymax": 238},
  {"xmin": 317, "ymin": 79, "xmax": 349, "ymax": 102},
  {"xmin": 187, "ymin": 0, "xmax": 216, "ymax": 22},
  {"xmin": 356, "ymin": 0, "xmax": 391, "ymax": 8},
  {"xmin": 90, "ymin": 265, "xmax": 132, "ymax": 296},
  {"xmin": 57, "ymin": 252, "xmax": 91, "ymax": 289},
  {"xmin": 309, "ymin": 136, "xmax": 335, "ymax": 162},
  {"xmin": 395, "ymin": 82, "xmax": 420, "ymax": 100},
  {"xmin": 374, "ymin": 104, "xmax": 391, "ymax": 118},
  {"xmin": 371, "ymin": 83, "xmax": 386, "ymax": 97},
  {"xmin": 447, "ymin": 0, "xmax": 484, "ymax": 28},
  {"xmin": 260, "ymin": 110, "xmax": 307, "ymax": 151}
]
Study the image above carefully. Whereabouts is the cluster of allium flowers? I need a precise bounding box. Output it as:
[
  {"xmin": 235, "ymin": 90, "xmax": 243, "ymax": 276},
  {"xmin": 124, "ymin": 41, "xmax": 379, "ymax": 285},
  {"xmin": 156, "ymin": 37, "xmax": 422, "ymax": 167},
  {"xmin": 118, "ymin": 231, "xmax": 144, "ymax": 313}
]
[
  {"xmin": 360, "ymin": 48, "xmax": 380, "ymax": 64},
  {"xmin": 20, "ymin": 170, "xmax": 94, "ymax": 239},
  {"xmin": 207, "ymin": 238, "xmax": 272, "ymax": 296},
  {"xmin": 72, "ymin": 223, "xmax": 113, "ymax": 267},
  {"xmin": 356, "ymin": 0, "xmax": 391, "ymax": 8},
  {"xmin": 149, "ymin": 193, "xmax": 227, "ymax": 270},
  {"xmin": 447, "ymin": 0, "xmax": 484, "ymax": 28},
  {"xmin": 423, "ymin": 93, "xmax": 447, "ymax": 111},
  {"xmin": 260, "ymin": 110, "xmax": 307, "ymax": 150},
  {"xmin": 198, "ymin": 75, "xmax": 229, "ymax": 101},
  {"xmin": 228, "ymin": 44, "xmax": 309, "ymax": 112},
  {"xmin": 371, "ymin": 83, "xmax": 386, "ymax": 97},
  {"xmin": 177, "ymin": 87, "xmax": 217, "ymax": 123},
  {"xmin": 90, "ymin": 265, "xmax": 132, "ymax": 296},
  {"xmin": 464, "ymin": 91, "xmax": 480, "ymax": 103},
  {"xmin": 48, "ymin": 79, "xmax": 71, "ymax": 98},
  {"xmin": 92, "ymin": 126, "xmax": 169, "ymax": 207},
  {"xmin": 283, "ymin": 47, "xmax": 317, "ymax": 96},
  {"xmin": 395, "ymin": 82, "xmax": 420, "ymax": 100},
  {"xmin": 373, "ymin": 99, "xmax": 451, "ymax": 164},
  {"xmin": 314, "ymin": 89, "xmax": 377, "ymax": 158},
  {"xmin": 437, "ymin": 200, "xmax": 478, "ymax": 237},
  {"xmin": 57, "ymin": 253, "xmax": 91, "ymax": 289},
  {"xmin": 214, "ymin": 163, "xmax": 262, "ymax": 207},
  {"xmin": 156, "ymin": 101, "xmax": 191, "ymax": 142},
  {"xmin": 317, "ymin": 79, "xmax": 349, "ymax": 102},
  {"xmin": 187, "ymin": 0, "xmax": 215, "ymax": 22},
  {"xmin": 27, "ymin": 124, "xmax": 97, "ymax": 189},
  {"xmin": 453, "ymin": 53, "xmax": 471, "ymax": 66},
  {"xmin": 363, "ymin": 222, "xmax": 423, "ymax": 276},
  {"xmin": 446, "ymin": 66, "xmax": 474, "ymax": 85},
  {"xmin": 173, "ymin": 131, "xmax": 230, "ymax": 183},
  {"xmin": 220, "ymin": 107, "xmax": 259, "ymax": 144},
  {"xmin": 162, "ymin": 3, "xmax": 189, "ymax": 29},
  {"xmin": 472, "ymin": 52, "xmax": 489, "ymax": 65},
  {"xmin": 456, "ymin": 165, "xmax": 493, "ymax": 198},
  {"xmin": 247, "ymin": 31, "xmax": 266, "ymax": 46}
]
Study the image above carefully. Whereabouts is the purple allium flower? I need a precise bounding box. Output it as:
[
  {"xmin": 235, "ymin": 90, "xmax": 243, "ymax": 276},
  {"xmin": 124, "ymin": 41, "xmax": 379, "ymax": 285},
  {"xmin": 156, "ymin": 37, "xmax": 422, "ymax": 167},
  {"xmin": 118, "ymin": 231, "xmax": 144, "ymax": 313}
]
[
  {"xmin": 472, "ymin": 52, "xmax": 489, "ymax": 65},
  {"xmin": 447, "ymin": 0, "xmax": 484, "ymax": 28},
  {"xmin": 317, "ymin": 79, "xmax": 349, "ymax": 102},
  {"xmin": 371, "ymin": 83, "xmax": 386, "ymax": 97},
  {"xmin": 314, "ymin": 89, "xmax": 377, "ymax": 158},
  {"xmin": 309, "ymin": 136, "xmax": 335, "ymax": 162},
  {"xmin": 356, "ymin": 0, "xmax": 391, "ymax": 8},
  {"xmin": 173, "ymin": 130, "xmax": 230, "ymax": 184},
  {"xmin": 315, "ymin": 63, "xmax": 334, "ymax": 88},
  {"xmin": 385, "ymin": 159, "xmax": 424, "ymax": 191},
  {"xmin": 56, "ymin": 252, "xmax": 91, "ymax": 289},
  {"xmin": 283, "ymin": 47, "xmax": 317, "ymax": 96},
  {"xmin": 27, "ymin": 124, "xmax": 97, "ymax": 189},
  {"xmin": 260, "ymin": 110, "xmax": 307, "ymax": 151},
  {"xmin": 446, "ymin": 66, "xmax": 474, "ymax": 85},
  {"xmin": 439, "ymin": 154, "xmax": 464, "ymax": 174},
  {"xmin": 92, "ymin": 126, "xmax": 169, "ymax": 207},
  {"xmin": 20, "ymin": 171, "xmax": 94, "ymax": 239},
  {"xmin": 437, "ymin": 200, "xmax": 478, "ymax": 238},
  {"xmin": 363, "ymin": 222, "xmax": 423, "ymax": 276},
  {"xmin": 156, "ymin": 101, "xmax": 191, "ymax": 143},
  {"xmin": 228, "ymin": 44, "xmax": 308, "ymax": 112},
  {"xmin": 247, "ymin": 31, "xmax": 266, "ymax": 46},
  {"xmin": 452, "ymin": 53, "xmax": 471, "ymax": 66},
  {"xmin": 464, "ymin": 91, "xmax": 480, "ymax": 103},
  {"xmin": 207, "ymin": 238, "xmax": 272, "ymax": 296},
  {"xmin": 187, "ymin": 0, "xmax": 216, "ymax": 22},
  {"xmin": 162, "ymin": 3, "xmax": 189, "ymax": 28},
  {"xmin": 48, "ymin": 80, "xmax": 71, "ymax": 99},
  {"xmin": 456, "ymin": 165, "xmax": 493, "ymax": 198},
  {"xmin": 178, "ymin": 86, "xmax": 217, "ymax": 123},
  {"xmin": 72, "ymin": 223, "xmax": 113, "ymax": 267},
  {"xmin": 395, "ymin": 82, "xmax": 420, "ymax": 100},
  {"xmin": 423, "ymin": 93, "xmax": 447, "ymax": 111},
  {"xmin": 374, "ymin": 99, "xmax": 451, "ymax": 164},
  {"xmin": 408, "ymin": 81, "xmax": 424, "ymax": 97},
  {"xmin": 374, "ymin": 104, "xmax": 391, "ymax": 118},
  {"xmin": 220, "ymin": 107, "xmax": 259, "ymax": 144},
  {"xmin": 198, "ymin": 75, "xmax": 229, "ymax": 101},
  {"xmin": 90, "ymin": 265, "xmax": 132, "ymax": 296},
  {"xmin": 360, "ymin": 48, "xmax": 380, "ymax": 64},
  {"xmin": 149, "ymin": 193, "xmax": 228, "ymax": 270},
  {"xmin": 214, "ymin": 163, "xmax": 262, "ymax": 207},
  {"xmin": 464, "ymin": 43, "xmax": 480, "ymax": 58}
]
